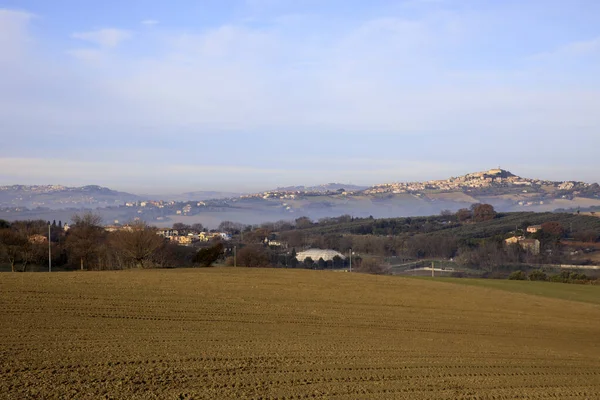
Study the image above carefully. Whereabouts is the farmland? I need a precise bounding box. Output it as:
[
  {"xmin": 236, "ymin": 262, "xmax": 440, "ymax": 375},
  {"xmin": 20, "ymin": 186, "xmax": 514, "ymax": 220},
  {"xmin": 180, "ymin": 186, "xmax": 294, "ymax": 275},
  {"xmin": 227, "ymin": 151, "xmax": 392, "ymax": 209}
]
[{"xmin": 1, "ymin": 269, "xmax": 600, "ymax": 399}]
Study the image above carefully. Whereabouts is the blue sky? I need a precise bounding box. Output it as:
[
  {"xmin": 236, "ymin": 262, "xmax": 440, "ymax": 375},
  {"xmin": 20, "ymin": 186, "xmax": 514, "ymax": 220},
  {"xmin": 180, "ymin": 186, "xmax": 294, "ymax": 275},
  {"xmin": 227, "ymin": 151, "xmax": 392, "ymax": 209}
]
[{"xmin": 1, "ymin": 0, "xmax": 600, "ymax": 194}]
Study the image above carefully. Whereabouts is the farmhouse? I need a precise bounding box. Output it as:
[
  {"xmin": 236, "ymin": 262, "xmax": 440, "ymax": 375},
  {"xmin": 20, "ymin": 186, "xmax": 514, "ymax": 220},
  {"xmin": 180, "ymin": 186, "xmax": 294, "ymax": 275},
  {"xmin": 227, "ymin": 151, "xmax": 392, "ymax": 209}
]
[
  {"xmin": 527, "ymin": 225, "xmax": 542, "ymax": 233},
  {"xmin": 504, "ymin": 236, "xmax": 541, "ymax": 255}
]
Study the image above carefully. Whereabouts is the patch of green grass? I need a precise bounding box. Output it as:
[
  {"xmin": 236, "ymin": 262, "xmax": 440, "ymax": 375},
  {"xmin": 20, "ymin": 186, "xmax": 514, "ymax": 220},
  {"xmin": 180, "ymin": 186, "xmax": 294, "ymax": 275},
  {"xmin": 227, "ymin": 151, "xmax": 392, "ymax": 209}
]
[{"xmin": 420, "ymin": 277, "xmax": 600, "ymax": 305}]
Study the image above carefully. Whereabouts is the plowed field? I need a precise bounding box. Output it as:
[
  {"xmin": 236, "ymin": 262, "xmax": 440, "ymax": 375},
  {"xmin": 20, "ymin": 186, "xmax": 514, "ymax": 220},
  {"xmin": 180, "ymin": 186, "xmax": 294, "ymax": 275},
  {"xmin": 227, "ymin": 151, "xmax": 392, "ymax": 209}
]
[{"xmin": 1, "ymin": 269, "xmax": 600, "ymax": 399}]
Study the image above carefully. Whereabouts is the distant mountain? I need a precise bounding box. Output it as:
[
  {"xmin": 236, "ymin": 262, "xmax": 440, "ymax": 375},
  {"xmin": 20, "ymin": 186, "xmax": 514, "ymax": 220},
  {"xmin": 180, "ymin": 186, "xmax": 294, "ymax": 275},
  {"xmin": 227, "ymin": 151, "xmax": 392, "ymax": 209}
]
[{"xmin": 0, "ymin": 184, "xmax": 140, "ymax": 209}]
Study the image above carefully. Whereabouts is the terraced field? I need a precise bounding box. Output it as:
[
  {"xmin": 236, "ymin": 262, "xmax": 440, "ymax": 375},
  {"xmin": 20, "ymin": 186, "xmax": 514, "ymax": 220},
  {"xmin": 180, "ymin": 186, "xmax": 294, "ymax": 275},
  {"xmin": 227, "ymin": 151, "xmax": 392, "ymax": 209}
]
[{"xmin": 1, "ymin": 269, "xmax": 600, "ymax": 399}]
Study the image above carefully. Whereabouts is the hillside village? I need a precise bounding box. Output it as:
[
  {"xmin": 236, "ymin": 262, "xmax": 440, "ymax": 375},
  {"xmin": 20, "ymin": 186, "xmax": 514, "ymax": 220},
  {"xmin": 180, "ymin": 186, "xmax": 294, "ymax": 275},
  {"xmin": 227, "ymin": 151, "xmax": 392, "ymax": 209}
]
[
  {"xmin": 365, "ymin": 169, "xmax": 597, "ymax": 195},
  {"xmin": 2, "ymin": 170, "xmax": 600, "ymax": 225}
]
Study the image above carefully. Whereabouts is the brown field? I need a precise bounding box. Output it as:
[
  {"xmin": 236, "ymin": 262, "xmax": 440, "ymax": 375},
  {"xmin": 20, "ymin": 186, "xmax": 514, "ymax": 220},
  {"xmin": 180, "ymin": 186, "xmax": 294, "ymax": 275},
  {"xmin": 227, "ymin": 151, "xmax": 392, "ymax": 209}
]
[{"xmin": 1, "ymin": 269, "xmax": 600, "ymax": 399}]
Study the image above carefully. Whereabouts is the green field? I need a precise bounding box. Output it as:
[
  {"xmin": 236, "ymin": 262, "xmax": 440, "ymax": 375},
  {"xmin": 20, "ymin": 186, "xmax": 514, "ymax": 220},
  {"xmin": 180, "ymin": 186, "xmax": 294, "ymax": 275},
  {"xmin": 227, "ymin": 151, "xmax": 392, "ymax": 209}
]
[
  {"xmin": 1, "ymin": 268, "xmax": 600, "ymax": 399},
  {"xmin": 425, "ymin": 277, "xmax": 600, "ymax": 305}
]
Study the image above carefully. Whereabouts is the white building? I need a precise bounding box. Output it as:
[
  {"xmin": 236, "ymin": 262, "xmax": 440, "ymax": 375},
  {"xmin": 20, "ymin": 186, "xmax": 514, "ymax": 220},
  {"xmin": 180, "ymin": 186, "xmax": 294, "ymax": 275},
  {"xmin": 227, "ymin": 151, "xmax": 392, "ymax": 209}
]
[{"xmin": 296, "ymin": 249, "xmax": 345, "ymax": 262}]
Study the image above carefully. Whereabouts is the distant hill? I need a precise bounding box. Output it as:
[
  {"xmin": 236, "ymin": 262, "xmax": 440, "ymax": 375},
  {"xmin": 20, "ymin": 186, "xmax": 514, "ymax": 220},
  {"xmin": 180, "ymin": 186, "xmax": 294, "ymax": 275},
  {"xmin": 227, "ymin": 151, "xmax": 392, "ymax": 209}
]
[
  {"xmin": 0, "ymin": 185, "xmax": 140, "ymax": 209},
  {"xmin": 157, "ymin": 191, "xmax": 245, "ymax": 202},
  {"xmin": 273, "ymin": 183, "xmax": 368, "ymax": 192},
  {"xmin": 2, "ymin": 169, "xmax": 600, "ymax": 227}
]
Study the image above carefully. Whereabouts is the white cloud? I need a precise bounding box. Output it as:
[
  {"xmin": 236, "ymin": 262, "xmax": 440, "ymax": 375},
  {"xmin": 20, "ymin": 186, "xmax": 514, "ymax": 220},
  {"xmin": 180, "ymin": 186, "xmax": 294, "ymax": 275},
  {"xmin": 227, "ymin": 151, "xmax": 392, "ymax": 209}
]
[
  {"xmin": 141, "ymin": 19, "xmax": 159, "ymax": 26},
  {"xmin": 72, "ymin": 28, "xmax": 131, "ymax": 48}
]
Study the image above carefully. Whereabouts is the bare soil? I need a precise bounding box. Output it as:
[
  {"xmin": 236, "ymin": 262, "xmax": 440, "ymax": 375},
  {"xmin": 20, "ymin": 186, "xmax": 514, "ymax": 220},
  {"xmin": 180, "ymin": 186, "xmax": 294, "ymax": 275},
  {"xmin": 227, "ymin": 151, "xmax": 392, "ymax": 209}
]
[{"xmin": 1, "ymin": 268, "xmax": 599, "ymax": 399}]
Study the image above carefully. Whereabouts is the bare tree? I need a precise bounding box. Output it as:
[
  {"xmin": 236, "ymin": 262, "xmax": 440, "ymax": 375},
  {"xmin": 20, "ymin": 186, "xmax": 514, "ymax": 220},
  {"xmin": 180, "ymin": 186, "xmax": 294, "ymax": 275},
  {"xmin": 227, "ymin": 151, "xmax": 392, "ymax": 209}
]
[
  {"xmin": 238, "ymin": 245, "xmax": 271, "ymax": 268},
  {"xmin": 110, "ymin": 222, "xmax": 164, "ymax": 268},
  {"xmin": 357, "ymin": 257, "xmax": 390, "ymax": 275},
  {"xmin": 456, "ymin": 208, "xmax": 472, "ymax": 222},
  {"xmin": 0, "ymin": 229, "xmax": 29, "ymax": 272},
  {"xmin": 65, "ymin": 212, "xmax": 105, "ymax": 270}
]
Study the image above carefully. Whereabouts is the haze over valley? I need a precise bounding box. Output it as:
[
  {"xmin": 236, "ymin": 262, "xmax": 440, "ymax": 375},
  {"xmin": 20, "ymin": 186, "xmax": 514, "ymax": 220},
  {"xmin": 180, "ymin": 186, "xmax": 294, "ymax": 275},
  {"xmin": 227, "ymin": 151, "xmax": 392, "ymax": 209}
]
[{"xmin": 2, "ymin": 169, "xmax": 600, "ymax": 228}]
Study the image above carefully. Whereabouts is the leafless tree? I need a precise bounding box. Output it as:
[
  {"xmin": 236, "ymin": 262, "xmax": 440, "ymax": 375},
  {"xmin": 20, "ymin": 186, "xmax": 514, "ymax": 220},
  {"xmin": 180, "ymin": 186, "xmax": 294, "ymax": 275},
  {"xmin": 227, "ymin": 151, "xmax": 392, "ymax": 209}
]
[
  {"xmin": 356, "ymin": 257, "xmax": 390, "ymax": 275},
  {"xmin": 0, "ymin": 229, "xmax": 29, "ymax": 272},
  {"xmin": 238, "ymin": 245, "xmax": 271, "ymax": 268},
  {"xmin": 65, "ymin": 212, "xmax": 105, "ymax": 270},
  {"xmin": 110, "ymin": 222, "xmax": 165, "ymax": 268}
]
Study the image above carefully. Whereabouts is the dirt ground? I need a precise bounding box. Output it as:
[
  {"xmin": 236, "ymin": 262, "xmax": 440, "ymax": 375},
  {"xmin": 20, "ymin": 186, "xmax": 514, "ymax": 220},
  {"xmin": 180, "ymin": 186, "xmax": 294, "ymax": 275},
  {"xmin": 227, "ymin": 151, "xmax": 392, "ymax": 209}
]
[{"xmin": 1, "ymin": 268, "xmax": 600, "ymax": 399}]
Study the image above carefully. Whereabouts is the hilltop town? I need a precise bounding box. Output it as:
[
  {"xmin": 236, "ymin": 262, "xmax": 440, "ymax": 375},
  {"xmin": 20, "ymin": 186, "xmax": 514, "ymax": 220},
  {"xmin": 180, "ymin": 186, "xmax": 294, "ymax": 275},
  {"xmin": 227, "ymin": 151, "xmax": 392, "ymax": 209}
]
[{"xmin": 2, "ymin": 169, "xmax": 600, "ymax": 227}]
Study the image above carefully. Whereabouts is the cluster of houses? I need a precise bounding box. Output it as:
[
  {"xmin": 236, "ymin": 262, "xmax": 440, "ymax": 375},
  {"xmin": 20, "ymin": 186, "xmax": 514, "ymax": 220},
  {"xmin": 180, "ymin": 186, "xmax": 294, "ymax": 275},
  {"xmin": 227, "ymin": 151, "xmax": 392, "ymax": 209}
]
[
  {"xmin": 504, "ymin": 225, "xmax": 542, "ymax": 255},
  {"xmin": 156, "ymin": 228, "xmax": 231, "ymax": 245},
  {"xmin": 366, "ymin": 169, "xmax": 532, "ymax": 194}
]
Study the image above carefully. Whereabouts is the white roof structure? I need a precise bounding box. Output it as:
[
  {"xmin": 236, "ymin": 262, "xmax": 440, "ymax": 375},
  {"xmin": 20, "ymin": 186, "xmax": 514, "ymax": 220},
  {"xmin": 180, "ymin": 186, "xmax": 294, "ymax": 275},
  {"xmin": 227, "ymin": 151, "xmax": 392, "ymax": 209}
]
[{"xmin": 296, "ymin": 249, "xmax": 345, "ymax": 262}]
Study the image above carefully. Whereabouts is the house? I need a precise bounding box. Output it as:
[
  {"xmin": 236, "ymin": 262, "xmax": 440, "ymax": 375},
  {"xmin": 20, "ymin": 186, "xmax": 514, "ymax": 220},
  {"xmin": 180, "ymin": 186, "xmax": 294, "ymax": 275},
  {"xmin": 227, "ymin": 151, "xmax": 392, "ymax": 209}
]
[
  {"xmin": 519, "ymin": 239, "xmax": 540, "ymax": 255},
  {"xmin": 527, "ymin": 225, "xmax": 542, "ymax": 233},
  {"xmin": 172, "ymin": 235, "xmax": 194, "ymax": 245},
  {"xmin": 264, "ymin": 238, "xmax": 283, "ymax": 247},
  {"xmin": 504, "ymin": 236, "xmax": 540, "ymax": 255},
  {"xmin": 504, "ymin": 236, "xmax": 523, "ymax": 245},
  {"xmin": 157, "ymin": 228, "xmax": 178, "ymax": 238},
  {"xmin": 28, "ymin": 234, "xmax": 48, "ymax": 244}
]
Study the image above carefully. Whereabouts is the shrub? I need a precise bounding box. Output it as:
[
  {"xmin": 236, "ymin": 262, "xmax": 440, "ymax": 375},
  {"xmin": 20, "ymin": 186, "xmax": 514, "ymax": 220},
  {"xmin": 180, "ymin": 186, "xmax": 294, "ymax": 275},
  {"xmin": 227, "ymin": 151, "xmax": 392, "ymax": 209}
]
[
  {"xmin": 508, "ymin": 271, "xmax": 527, "ymax": 280},
  {"xmin": 528, "ymin": 270, "xmax": 547, "ymax": 281}
]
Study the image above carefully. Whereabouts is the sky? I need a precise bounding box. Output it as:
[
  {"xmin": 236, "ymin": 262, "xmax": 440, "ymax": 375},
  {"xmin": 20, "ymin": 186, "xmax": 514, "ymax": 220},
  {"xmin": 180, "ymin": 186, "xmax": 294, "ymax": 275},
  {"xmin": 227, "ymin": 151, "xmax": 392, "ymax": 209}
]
[{"xmin": 1, "ymin": 0, "xmax": 600, "ymax": 194}]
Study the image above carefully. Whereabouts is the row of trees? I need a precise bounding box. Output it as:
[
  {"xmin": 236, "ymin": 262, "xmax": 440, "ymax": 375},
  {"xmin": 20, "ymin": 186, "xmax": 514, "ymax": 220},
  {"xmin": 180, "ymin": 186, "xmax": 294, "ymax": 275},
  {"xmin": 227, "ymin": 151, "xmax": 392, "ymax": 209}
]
[
  {"xmin": 0, "ymin": 214, "xmax": 198, "ymax": 271},
  {"xmin": 509, "ymin": 269, "xmax": 597, "ymax": 284}
]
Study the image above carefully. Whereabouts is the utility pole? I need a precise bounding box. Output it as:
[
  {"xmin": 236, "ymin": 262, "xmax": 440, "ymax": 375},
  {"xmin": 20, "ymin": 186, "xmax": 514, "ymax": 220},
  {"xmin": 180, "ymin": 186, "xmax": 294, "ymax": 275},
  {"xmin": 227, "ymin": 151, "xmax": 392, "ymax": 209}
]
[
  {"xmin": 234, "ymin": 246, "xmax": 237, "ymax": 267},
  {"xmin": 48, "ymin": 223, "xmax": 52, "ymax": 272},
  {"xmin": 349, "ymin": 248, "xmax": 352, "ymax": 272},
  {"xmin": 431, "ymin": 261, "xmax": 434, "ymax": 278}
]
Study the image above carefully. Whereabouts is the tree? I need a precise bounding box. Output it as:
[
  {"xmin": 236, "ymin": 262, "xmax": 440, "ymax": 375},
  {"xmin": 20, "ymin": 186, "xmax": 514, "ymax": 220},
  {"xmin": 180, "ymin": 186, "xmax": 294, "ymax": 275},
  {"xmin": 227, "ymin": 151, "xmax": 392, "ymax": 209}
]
[
  {"xmin": 65, "ymin": 212, "xmax": 105, "ymax": 270},
  {"xmin": 471, "ymin": 203, "xmax": 496, "ymax": 222},
  {"xmin": 110, "ymin": 222, "xmax": 164, "ymax": 268},
  {"xmin": 541, "ymin": 222, "xmax": 565, "ymax": 238},
  {"xmin": 191, "ymin": 223, "xmax": 204, "ymax": 232},
  {"xmin": 194, "ymin": 243, "xmax": 224, "ymax": 267},
  {"xmin": 238, "ymin": 245, "xmax": 270, "ymax": 268},
  {"xmin": 357, "ymin": 257, "xmax": 389, "ymax": 275},
  {"xmin": 304, "ymin": 256, "xmax": 314, "ymax": 269},
  {"xmin": 574, "ymin": 230, "xmax": 599, "ymax": 243},
  {"xmin": 280, "ymin": 231, "xmax": 305, "ymax": 248},
  {"xmin": 295, "ymin": 217, "xmax": 312, "ymax": 229},
  {"xmin": 0, "ymin": 229, "xmax": 29, "ymax": 272},
  {"xmin": 172, "ymin": 223, "xmax": 191, "ymax": 233},
  {"xmin": 317, "ymin": 257, "xmax": 326, "ymax": 269},
  {"xmin": 332, "ymin": 255, "xmax": 344, "ymax": 268},
  {"xmin": 218, "ymin": 221, "xmax": 244, "ymax": 234},
  {"xmin": 243, "ymin": 228, "xmax": 271, "ymax": 244},
  {"xmin": 456, "ymin": 208, "xmax": 472, "ymax": 222}
]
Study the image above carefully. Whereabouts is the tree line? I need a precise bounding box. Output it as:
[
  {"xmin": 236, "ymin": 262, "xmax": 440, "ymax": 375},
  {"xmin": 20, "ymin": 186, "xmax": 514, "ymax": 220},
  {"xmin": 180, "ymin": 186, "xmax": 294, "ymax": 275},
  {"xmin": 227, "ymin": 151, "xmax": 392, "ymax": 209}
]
[
  {"xmin": 2, "ymin": 205, "xmax": 600, "ymax": 275},
  {"xmin": 0, "ymin": 213, "xmax": 197, "ymax": 271}
]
